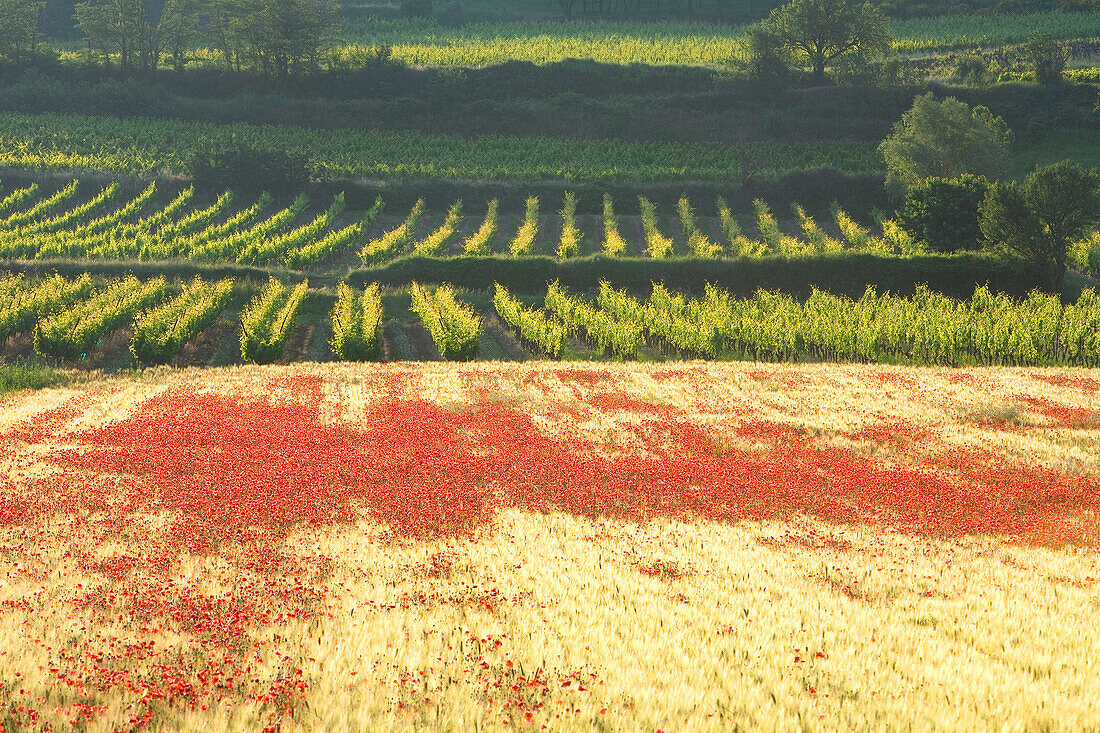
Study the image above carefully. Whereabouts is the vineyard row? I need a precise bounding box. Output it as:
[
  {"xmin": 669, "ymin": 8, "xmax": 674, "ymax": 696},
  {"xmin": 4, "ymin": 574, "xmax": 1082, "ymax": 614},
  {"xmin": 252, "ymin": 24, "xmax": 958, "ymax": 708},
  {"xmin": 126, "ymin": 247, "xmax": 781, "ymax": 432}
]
[
  {"xmin": 0, "ymin": 179, "xmax": 1026, "ymax": 269},
  {"xmin": 6, "ymin": 274, "xmax": 1100, "ymax": 367}
]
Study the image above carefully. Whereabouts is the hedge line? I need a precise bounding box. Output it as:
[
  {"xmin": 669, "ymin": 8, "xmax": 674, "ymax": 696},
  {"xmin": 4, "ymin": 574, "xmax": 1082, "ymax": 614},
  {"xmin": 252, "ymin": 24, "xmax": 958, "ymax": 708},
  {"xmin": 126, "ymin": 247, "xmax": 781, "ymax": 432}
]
[
  {"xmin": 349, "ymin": 253, "xmax": 1046, "ymax": 300},
  {"xmin": 4, "ymin": 252, "xmax": 1049, "ymax": 300}
]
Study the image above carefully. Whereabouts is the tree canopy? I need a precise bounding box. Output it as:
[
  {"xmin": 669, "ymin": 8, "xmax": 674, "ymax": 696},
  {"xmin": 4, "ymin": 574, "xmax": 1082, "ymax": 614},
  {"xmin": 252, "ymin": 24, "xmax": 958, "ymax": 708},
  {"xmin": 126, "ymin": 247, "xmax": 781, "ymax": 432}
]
[
  {"xmin": 74, "ymin": 0, "xmax": 339, "ymax": 75},
  {"xmin": 980, "ymin": 161, "xmax": 1100, "ymax": 292},
  {"xmin": 879, "ymin": 92, "xmax": 1014, "ymax": 196},
  {"xmin": 0, "ymin": 0, "xmax": 45, "ymax": 60},
  {"xmin": 762, "ymin": 0, "xmax": 891, "ymax": 86}
]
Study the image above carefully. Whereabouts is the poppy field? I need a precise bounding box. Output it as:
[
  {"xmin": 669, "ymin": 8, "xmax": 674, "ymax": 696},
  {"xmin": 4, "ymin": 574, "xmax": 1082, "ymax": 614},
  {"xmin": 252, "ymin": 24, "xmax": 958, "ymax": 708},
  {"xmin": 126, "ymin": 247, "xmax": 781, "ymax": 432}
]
[{"xmin": 1, "ymin": 362, "xmax": 1098, "ymax": 731}]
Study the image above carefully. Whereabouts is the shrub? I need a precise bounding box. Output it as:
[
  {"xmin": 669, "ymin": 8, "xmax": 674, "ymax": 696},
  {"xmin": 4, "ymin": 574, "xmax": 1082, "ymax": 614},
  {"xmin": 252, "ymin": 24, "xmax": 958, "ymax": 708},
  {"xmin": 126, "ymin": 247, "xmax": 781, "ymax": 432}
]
[
  {"xmin": 948, "ymin": 53, "xmax": 993, "ymax": 86},
  {"xmin": 463, "ymin": 199, "xmax": 498, "ymax": 256},
  {"xmin": 186, "ymin": 141, "xmax": 311, "ymax": 193},
  {"xmin": 743, "ymin": 22, "xmax": 791, "ymax": 87},
  {"xmin": 1025, "ymin": 30, "xmax": 1067, "ymax": 85},
  {"xmin": 557, "ymin": 191, "xmax": 582, "ymax": 259},
  {"xmin": 0, "ymin": 363, "xmax": 64, "ymax": 396},
  {"xmin": 239, "ymin": 278, "xmax": 308, "ymax": 364},
  {"xmin": 898, "ymin": 174, "xmax": 990, "ymax": 253},
  {"xmin": 330, "ymin": 282, "xmax": 383, "ymax": 361}
]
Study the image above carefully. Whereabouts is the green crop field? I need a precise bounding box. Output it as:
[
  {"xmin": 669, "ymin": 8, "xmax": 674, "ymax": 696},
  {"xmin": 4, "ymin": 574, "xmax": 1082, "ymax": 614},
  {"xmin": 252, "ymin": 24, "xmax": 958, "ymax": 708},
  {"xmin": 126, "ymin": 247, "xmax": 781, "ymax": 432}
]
[
  {"xmin": 323, "ymin": 12, "xmax": 1100, "ymax": 68},
  {"xmin": 0, "ymin": 113, "xmax": 886, "ymax": 183},
  {"xmin": 51, "ymin": 11, "xmax": 1100, "ymax": 68},
  {"xmin": 1, "ymin": 111, "xmax": 1093, "ymax": 189}
]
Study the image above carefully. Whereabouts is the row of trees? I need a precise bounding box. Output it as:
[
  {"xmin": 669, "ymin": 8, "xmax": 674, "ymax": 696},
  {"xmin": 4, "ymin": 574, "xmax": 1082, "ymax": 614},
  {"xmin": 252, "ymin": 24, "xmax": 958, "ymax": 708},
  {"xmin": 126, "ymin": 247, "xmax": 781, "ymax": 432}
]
[{"xmin": 0, "ymin": 0, "xmax": 341, "ymax": 74}]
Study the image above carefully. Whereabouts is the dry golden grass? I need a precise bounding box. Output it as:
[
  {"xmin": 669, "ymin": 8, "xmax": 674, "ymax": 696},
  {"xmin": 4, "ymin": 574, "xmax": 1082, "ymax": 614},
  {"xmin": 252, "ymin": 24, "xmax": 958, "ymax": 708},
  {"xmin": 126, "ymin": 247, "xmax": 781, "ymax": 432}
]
[{"xmin": 1, "ymin": 361, "xmax": 1099, "ymax": 731}]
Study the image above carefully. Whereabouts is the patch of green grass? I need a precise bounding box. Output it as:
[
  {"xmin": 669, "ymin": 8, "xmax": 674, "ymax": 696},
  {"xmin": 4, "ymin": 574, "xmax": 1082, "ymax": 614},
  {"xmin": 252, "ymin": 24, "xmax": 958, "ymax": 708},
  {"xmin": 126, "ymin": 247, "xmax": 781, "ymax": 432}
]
[{"xmin": 0, "ymin": 363, "xmax": 66, "ymax": 396}]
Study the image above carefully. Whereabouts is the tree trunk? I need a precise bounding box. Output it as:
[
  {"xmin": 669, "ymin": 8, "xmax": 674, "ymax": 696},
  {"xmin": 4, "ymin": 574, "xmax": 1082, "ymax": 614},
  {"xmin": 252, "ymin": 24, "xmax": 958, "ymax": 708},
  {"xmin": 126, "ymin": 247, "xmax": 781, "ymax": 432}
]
[{"xmin": 811, "ymin": 57, "xmax": 826, "ymax": 86}]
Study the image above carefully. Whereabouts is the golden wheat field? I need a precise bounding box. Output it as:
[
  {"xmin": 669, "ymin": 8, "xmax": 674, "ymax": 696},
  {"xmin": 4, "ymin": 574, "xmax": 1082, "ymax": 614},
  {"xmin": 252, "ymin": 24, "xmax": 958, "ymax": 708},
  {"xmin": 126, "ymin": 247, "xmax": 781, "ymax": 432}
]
[{"xmin": 1, "ymin": 361, "xmax": 1098, "ymax": 732}]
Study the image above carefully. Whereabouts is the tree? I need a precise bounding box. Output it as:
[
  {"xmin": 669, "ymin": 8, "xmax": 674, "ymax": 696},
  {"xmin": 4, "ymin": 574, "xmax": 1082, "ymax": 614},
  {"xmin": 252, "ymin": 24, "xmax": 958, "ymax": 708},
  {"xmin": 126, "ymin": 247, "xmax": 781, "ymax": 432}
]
[
  {"xmin": 879, "ymin": 92, "xmax": 1013, "ymax": 195},
  {"xmin": 209, "ymin": 0, "xmax": 338, "ymax": 76},
  {"xmin": 204, "ymin": 0, "xmax": 249, "ymax": 71},
  {"xmin": 0, "ymin": 0, "xmax": 44, "ymax": 60},
  {"xmin": 979, "ymin": 161, "xmax": 1100, "ymax": 292},
  {"xmin": 897, "ymin": 174, "xmax": 989, "ymax": 252},
  {"xmin": 74, "ymin": 0, "xmax": 161, "ymax": 71},
  {"xmin": 763, "ymin": 0, "xmax": 891, "ymax": 86},
  {"xmin": 160, "ymin": 0, "xmax": 203, "ymax": 72},
  {"xmin": 1024, "ymin": 30, "xmax": 1067, "ymax": 85},
  {"xmin": 743, "ymin": 20, "xmax": 791, "ymax": 86}
]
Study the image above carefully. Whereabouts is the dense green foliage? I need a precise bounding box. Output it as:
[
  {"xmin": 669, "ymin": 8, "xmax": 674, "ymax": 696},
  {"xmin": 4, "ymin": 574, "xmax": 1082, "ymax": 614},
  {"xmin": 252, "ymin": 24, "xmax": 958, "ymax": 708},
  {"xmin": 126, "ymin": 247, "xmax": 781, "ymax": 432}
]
[
  {"xmin": 509, "ymin": 197, "xmax": 540, "ymax": 256},
  {"xmin": 897, "ymin": 175, "xmax": 989, "ymax": 253},
  {"xmin": 0, "ymin": 273, "xmax": 94, "ymax": 340},
  {"xmin": 879, "ymin": 93, "xmax": 1014, "ymax": 194},
  {"xmin": 695, "ymin": 282, "xmax": 1100, "ymax": 364},
  {"xmin": 601, "ymin": 194, "xmax": 628, "ymax": 257},
  {"xmin": 759, "ymin": 0, "xmax": 891, "ymax": 85},
  {"xmin": 678, "ymin": 197, "xmax": 722, "ymax": 258},
  {"xmin": 409, "ymin": 282, "xmax": 481, "ymax": 360},
  {"xmin": 640, "ymin": 196, "xmax": 675, "ymax": 259},
  {"xmin": 129, "ymin": 276, "xmax": 234, "ymax": 365},
  {"xmin": 0, "ymin": 362, "xmax": 64, "ymax": 395},
  {"xmin": 0, "ymin": 181, "xmax": 369, "ymax": 267},
  {"xmin": 329, "ymin": 281, "xmax": 384, "ymax": 360},
  {"xmin": 0, "ymin": 113, "xmax": 884, "ymax": 183},
  {"xmin": 350, "ymin": 251, "xmax": 1044, "ymax": 300},
  {"xmin": 239, "ymin": 277, "xmax": 308, "ymax": 363},
  {"xmin": 33, "ymin": 275, "xmax": 166, "ymax": 360},
  {"xmin": 73, "ymin": 0, "xmax": 338, "ymax": 74},
  {"xmin": 414, "ymin": 200, "xmax": 464, "ymax": 257},
  {"xmin": 557, "ymin": 191, "xmax": 582, "ymax": 259},
  {"xmin": 463, "ymin": 199, "xmax": 498, "ymax": 256},
  {"xmin": 493, "ymin": 282, "xmax": 566, "ymax": 358},
  {"xmin": 0, "ymin": 0, "xmax": 44, "ymax": 60},
  {"xmin": 187, "ymin": 144, "xmax": 311, "ymax": 193},
  {"xmin": 546, "ymin": 279, "xmax": 644, "ymax": 357},
  {"xmin": 980, "ymin": 161, "xmax": 1100, "ymax": 290},
  {"xmin": 538, "ymin": 278, "xmax": 1100, "ymax": 365},
  {"xmin": 1024, "ymin": 29, "xmax": 1069, "ymax": 84},
  {"xmin": 331, "ymin": 13, "xmax": 1100, "ymax": 67},
  {"xmin": 361, "ymin": 199, "xmax": 424, "ymax": 265},
  {"xmin": 286, "ymin": 196, "xmax": 384, "ymax": 269}
]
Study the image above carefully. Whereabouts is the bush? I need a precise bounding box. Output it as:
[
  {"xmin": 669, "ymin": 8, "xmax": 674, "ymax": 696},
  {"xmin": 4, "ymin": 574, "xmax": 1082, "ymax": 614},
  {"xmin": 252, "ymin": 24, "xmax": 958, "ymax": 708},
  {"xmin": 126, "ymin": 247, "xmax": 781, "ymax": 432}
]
[
  {"xmin": 743, "ymin": 22, "xmax": 791, "ymax": 87},
  {"xmin": 1025, "ymin": 30, "xmax": 1067, "ymax": 86},
  {"xmin": 948, "ymin": 53, "xmax": 993, "ymax": 86},
  {"xmin": 897, "ymin": 174, "xmax": 990, "ymax": 252},
  {"xmin": 187, "ymin": 141, "xmax": 311, "ymax": 193}
]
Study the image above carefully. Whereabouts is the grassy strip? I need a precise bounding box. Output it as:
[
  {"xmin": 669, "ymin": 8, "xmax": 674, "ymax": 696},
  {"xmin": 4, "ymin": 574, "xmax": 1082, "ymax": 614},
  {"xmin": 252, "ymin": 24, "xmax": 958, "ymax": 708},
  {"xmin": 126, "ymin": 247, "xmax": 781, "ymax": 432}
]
[{"xmin": 0, "ymin": 363, "xmax": 65, "ymax": 396}]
